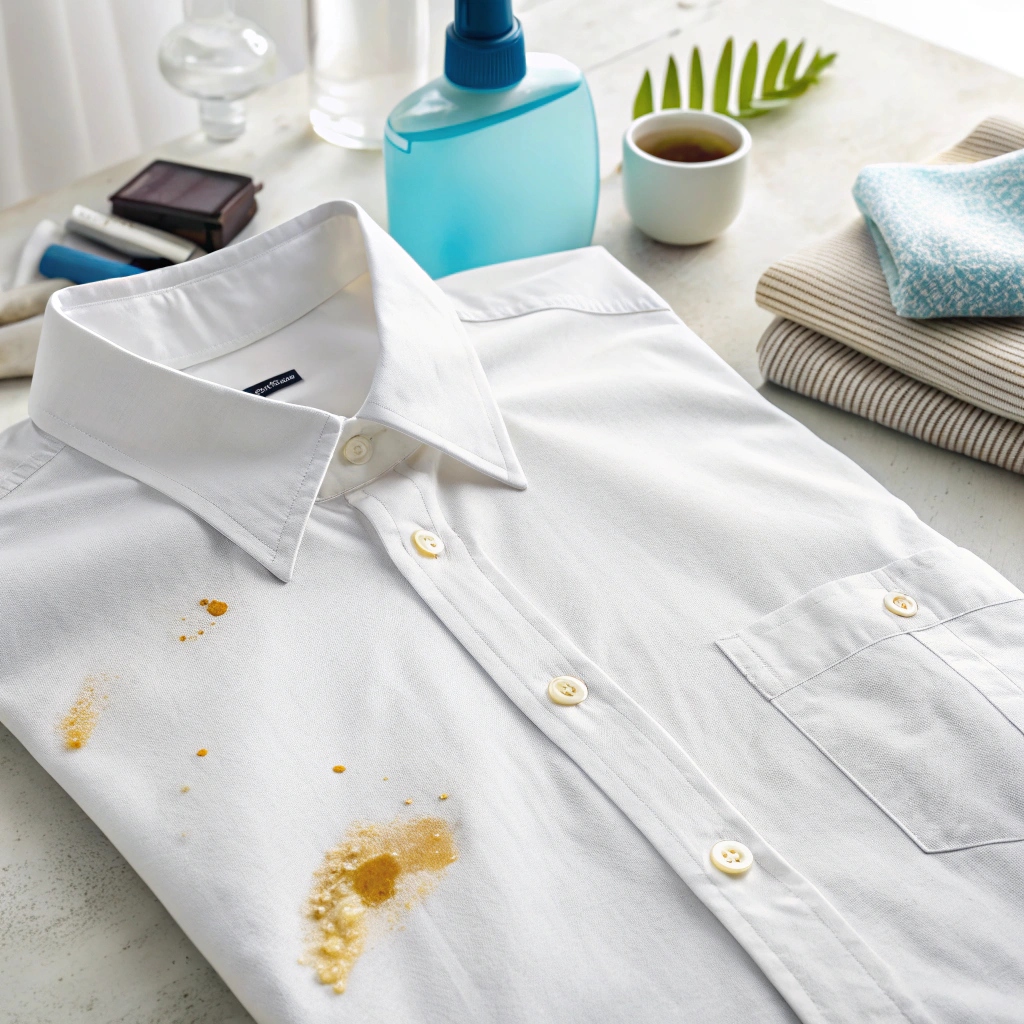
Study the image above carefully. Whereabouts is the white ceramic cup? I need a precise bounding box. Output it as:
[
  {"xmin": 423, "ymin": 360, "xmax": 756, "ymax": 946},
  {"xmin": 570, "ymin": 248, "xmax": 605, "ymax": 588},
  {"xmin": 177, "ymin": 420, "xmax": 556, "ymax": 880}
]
[{"xmin": 623, "ymin": 110, "xmax": 752, "ymax": 245}]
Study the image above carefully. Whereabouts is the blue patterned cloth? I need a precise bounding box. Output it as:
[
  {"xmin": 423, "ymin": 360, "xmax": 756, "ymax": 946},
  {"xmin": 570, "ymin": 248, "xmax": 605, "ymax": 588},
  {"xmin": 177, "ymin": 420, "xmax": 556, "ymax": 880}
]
[{"xmin": 853, "ymin": 147, "xmax": 1024, "ymax": 318}]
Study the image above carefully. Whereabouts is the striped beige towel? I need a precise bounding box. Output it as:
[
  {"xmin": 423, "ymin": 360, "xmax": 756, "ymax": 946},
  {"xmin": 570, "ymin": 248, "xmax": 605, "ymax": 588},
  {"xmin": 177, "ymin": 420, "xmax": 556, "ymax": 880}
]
[
  {"xmin": 759, "ymin": 317, "xmax": 1024, "ymax": 474},
  {"xmin": 756, "ymin": 116, "xmax": 1024, "ymax": 424}
]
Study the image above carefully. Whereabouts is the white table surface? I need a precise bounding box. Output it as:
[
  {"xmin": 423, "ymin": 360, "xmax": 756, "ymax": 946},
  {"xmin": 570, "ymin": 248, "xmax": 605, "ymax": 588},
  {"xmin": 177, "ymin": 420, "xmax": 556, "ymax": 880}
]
[{"xmin": 3, "ymin": 0, "xmax": 1024, "ymax": 1020}]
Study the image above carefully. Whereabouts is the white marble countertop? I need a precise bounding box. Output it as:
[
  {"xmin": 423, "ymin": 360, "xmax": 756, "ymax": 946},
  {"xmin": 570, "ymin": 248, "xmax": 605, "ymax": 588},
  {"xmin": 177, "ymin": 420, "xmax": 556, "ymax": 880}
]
[{"xmin": 2, "ymin": 0, "xmax": 1024, "ymax": 1020}]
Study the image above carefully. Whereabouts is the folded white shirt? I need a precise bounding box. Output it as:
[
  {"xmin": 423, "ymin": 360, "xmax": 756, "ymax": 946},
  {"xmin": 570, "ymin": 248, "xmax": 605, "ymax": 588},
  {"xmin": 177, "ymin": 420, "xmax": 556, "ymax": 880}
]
[{"xmin": 1, "ymin": 201, "xmax": 1022, "ymax": 1023}]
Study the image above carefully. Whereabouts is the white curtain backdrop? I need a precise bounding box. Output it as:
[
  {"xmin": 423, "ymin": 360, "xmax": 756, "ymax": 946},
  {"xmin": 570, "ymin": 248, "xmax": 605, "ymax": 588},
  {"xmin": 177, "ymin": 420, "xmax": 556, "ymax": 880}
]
[{"xmin": 0, "ymin": 0, "xmax": 308, "ymax": 211}]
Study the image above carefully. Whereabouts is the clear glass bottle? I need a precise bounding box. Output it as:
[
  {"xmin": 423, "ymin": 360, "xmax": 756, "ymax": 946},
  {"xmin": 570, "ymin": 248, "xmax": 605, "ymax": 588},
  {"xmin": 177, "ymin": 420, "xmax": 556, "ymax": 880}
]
[
  {"xmin": 159, "ymin": 0, "xmax": 277, "ymax": 142},
  {"xmin": 307, "ymin": 0, "xmax": 429, "ymax": 150}
]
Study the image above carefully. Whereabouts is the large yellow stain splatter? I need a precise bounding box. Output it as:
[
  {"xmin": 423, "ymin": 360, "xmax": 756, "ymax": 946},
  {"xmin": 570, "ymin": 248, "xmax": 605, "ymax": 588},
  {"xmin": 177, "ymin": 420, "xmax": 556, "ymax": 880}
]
[
  {"xmin": 58, "ymin": 674, "xmax": 115, "ymax": 749},
  {"xmin": 304, "ymin": 817, "xmax": 457, "ymax": 994}
]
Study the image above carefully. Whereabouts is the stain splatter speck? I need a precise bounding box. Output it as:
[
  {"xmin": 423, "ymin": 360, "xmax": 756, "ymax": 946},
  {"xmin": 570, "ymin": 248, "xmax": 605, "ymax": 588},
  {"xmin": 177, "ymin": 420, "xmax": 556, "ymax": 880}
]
[
  {"xmin": 333, "ymin": 765, "xmax": 346, "ymax": 773},
  {"xmin": 206, "ymin": 600, "xmax": 228, "ymax": 617},
  {"xmin": 304, "ymin": 817, "xmax": 457, "ymax": 994},
  {"xmin": 196, "ymin": 748, "xmax": 208, "ymax": 757},
  {"xmin": 60, "ymin": 685, "xmax": 98, "ymax": 749}
]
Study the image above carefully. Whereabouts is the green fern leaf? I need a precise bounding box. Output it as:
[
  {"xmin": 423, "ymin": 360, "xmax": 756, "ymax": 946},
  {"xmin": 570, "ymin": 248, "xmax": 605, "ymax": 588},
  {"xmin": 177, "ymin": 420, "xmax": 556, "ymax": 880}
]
[
  {"xmin": 689, "ymin": 48, "xmax": 704, "ymax": 109},
  {"xmin": 633, "ymin": 70, "xmax": 654, "ymax": 119},
  {"xmin": 738, "ymin": 41, "xmax": 758, "ymax": 113},
  {"xmin": 762, "ymin": 40, "xmax": 787, "ymax": 96},
  {"xmin": 662, "ymin": 55, "xmax": 681, "ymax": 109},
  {"xmin": 784, "ymin": 40, "xmax": 805, "ymax": 86},
  {"xmin": 804, "ymin": 50, "xmax": 838, "ymax": 79},
  {"xmin": 630, "ymin": 38, "xmax": 836, "ymax": 122},
  {"xmin": 713, "ymin": 37, "xmax": 734, "ymax": 114}
]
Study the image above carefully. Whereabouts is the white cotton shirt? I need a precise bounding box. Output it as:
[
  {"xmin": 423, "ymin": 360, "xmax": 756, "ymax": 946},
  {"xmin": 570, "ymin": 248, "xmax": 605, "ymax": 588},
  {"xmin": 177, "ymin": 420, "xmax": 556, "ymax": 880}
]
[{"xmin": 1, "ymin": 200, "xmax": 1022, "ymax": 1024}]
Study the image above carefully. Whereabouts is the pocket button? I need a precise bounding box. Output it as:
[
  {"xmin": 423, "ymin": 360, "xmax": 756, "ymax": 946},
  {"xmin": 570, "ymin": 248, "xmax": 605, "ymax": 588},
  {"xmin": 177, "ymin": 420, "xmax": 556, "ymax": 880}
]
[{"xmin": 883, "ymin": 591, "xmax": 918, "ymax": 618}]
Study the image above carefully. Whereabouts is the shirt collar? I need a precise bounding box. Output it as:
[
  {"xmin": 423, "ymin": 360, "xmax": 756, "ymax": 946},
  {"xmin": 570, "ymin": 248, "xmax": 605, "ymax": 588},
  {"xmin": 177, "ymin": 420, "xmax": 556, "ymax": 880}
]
[{"xmin": 29, "ymin": 201, "xmax": 525, "ymax": 582}]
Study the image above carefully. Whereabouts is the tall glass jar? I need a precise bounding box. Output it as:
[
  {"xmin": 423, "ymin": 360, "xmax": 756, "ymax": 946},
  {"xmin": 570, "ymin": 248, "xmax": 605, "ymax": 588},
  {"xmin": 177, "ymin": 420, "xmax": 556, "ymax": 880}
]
[{"xmin": 307, "ymin": 0, "xmax": 429, "ymax": 150}]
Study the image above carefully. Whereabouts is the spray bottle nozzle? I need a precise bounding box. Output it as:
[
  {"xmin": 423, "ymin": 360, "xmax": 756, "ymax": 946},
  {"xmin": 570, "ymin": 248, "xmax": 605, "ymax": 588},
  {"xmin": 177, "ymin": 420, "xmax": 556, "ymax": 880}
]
[{"xmin": 445, "ymin": 0, "xmax": 526, "ymax": 89}]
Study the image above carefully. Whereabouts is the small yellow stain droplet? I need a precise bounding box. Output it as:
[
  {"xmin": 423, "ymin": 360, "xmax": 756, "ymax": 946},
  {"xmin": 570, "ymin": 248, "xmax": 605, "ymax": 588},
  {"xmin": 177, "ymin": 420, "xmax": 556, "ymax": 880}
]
[
  {"xmin": 179, "ymin": 636, "xmax": 187, "ymax": 642},
  {"xmin": 382, "ymin": 777, "xmax": 389, "ymax": 781},
  {"xmin": 197, "ymin": 629, "xmax": 204, "ymax": 635},
  {"xmin": 206, "ymin": 600, "xmax": 228, "ymax": 617},
  {"xmin": 333, "ymin": 765, "xmax": 346, "ymax": 773},
  {"xmin": 199, "ymin": 599, "xmax": 209, "ymax": 606},
  {"xmin": 404, "ymin": 798, "xmax": 413, "ymax": 805},
  {"xmin": 439, "ymin": 794, "xmax": 448, "ymax": 801},
  {"xmin": 197, "ymin": 748, "xmax": 208, "ymax": 757},
  {"xmin": 181, "ymin": 786, "xmax": 190, "ymax": 793}
]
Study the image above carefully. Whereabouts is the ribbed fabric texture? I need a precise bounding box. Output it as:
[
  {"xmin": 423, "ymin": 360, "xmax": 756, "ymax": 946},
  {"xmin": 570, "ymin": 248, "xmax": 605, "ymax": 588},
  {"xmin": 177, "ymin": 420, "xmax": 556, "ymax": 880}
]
[
  {"xmin": 759, "ymin": 319, "xmax": 1024, "ymax": 474},
  {"xmin": 756, "ymin": 117, "xmax": 1024, "ymax": 473}
]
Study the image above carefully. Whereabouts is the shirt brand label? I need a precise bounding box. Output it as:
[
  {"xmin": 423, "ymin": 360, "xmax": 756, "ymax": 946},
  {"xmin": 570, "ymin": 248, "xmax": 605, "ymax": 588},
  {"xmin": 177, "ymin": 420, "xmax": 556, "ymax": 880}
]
[{"xmin": 243, "ymin": 369, "xmax": 303, "ymax": 398}]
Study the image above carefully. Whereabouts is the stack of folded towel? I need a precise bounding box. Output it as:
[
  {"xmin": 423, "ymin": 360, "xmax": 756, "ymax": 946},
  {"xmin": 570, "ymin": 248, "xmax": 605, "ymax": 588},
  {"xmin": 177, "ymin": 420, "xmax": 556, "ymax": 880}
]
[{"xmin": 756, "ymin": 116, "xmax": 1024, "ymax": 475}]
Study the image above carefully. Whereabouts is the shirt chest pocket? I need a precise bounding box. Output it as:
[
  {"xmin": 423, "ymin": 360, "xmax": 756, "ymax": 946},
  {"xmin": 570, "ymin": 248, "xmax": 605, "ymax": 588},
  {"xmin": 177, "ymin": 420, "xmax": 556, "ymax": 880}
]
[{"xmin": 718, "ymin": 547, "xmax": 1024, "ymax": 854}]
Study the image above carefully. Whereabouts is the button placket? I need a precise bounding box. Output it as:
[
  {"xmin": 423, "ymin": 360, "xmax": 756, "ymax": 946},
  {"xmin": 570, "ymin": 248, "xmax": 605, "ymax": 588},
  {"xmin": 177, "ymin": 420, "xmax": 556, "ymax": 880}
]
[{"xmin": 348, "ymin": 468, "xmax": 933, "ymax": 1022}]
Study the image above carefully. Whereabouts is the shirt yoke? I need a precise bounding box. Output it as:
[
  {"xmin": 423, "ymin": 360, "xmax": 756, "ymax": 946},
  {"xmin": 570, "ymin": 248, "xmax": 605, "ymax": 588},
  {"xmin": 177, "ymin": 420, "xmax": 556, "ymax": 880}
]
[
  {"xmin": 439, "ymin": 246, "xmax": 672, "ymax": 323},
  {"xmin": 0, "ymin": 419, "xmax": 65, "ymax": 502}
]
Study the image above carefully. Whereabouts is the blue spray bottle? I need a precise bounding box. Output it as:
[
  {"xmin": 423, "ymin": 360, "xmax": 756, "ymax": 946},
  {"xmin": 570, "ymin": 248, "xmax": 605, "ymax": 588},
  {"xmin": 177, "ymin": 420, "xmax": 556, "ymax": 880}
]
[{"xmin": 384, "ymin": 0, "xmax": 599, "ymax": 279}]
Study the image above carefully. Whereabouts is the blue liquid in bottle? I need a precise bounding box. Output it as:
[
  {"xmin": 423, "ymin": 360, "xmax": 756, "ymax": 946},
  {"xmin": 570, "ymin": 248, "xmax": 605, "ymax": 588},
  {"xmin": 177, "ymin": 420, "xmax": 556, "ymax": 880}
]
[{"xmin": 385, "ymin": 0, "xmax": 598, "ymax": 279}]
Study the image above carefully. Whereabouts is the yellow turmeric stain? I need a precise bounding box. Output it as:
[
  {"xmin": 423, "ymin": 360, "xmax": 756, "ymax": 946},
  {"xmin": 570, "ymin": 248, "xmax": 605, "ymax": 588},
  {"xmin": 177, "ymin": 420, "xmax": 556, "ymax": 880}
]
[
  {"xmin": 196, "ymin": 748, "xmax": 208, "ymax": 757},
  {"xmin": 59, "ymin": 684, "xmax": 99, "ymax": 749},
  {"xmin": 333, "ymin": 765, "xmax": 346, "ymax": 773},
  {"xmin": 178, "ymin": 599, "xmax": 227, "ymax": 642},
  {"xmin": 351, "ymin": 853, "xmax": 401, "ymax": 905},
  {"xmin": 303, "ymin": 817, "xmax": 457, "ymax": 995}
]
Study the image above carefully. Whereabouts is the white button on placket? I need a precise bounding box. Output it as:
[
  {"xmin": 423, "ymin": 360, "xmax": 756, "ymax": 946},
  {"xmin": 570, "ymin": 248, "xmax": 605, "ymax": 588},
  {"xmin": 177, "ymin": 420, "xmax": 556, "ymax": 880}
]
[
  {"xmin": 548, "ymin": 675, "xmax": 588, "ymax": 705},
  {"xmin": 710, "ymin": 840, "xmax": 754, "ymax": 875},
  {"xmin": 411, "ymin": 529, "xmax": 444, "ymax": 558}
]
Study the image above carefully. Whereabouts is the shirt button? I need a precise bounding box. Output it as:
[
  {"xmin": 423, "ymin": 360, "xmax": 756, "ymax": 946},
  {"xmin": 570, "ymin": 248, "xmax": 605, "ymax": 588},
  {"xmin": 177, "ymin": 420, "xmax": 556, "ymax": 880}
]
[
  {"xmin": 548, "ymin": 675, "xmax": 588, "ymax": 706},
  {"xmin": 710, "ymin": 840, "xmax": 754, "ymax": 875},
  {"xmin": 411, "ymin": 529, "xmax": 444, "ymax": 558},
  {"xmin": 883, "ymin": 591, "xmax": 918, "ymax": 618},
  {"xmin": 341, "ymin": 435, "xmax": 373, "ymax": 465}
]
